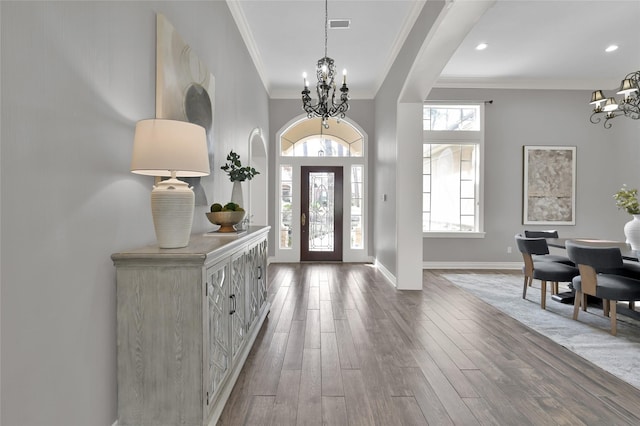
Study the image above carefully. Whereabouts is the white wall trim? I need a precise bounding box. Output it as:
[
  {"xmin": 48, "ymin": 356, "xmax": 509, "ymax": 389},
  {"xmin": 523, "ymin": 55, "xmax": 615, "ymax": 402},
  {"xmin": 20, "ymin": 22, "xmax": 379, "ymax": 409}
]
[
  {"xmin": 247, "ymin": 127, "xmax": 268, "ymax": 227},
  {"xmin": 265, "ymin": 259, "xmax": 519, "ymax": 280},
  {"xmin": 399, "ymin": 0, "xmax": 496, "ymax": 103},
  {"xmin": 375, "ymin": 258, "xmax": 397, "ymax": 288},
  {"xmin": 273, "ymin": 114, "xmax": 369, "ymax": 263},
  {"xmin": 267, "ymin": 256, "xmax": 375, "ymax": 265},
  {"xmin": 423, "ymin": 232, "xmax": 486, "ymax": 238},
  {"xmin": 434, "ymin": 76, "xmax": 619, "ymax": 91},
  {"xmin": 395, "ymin": 103, "xmax": 424, "ymax": 290},
  {"xmin": 226, "ymin": 0, "xmax": 270, "ymax": 93},
  {"xmin": 423, "ymin": 261, "xmax": 522, "ymax": 270},
  {"xmin": 372, "ymin": 0, "xmax": 427, "ymax": 98}
]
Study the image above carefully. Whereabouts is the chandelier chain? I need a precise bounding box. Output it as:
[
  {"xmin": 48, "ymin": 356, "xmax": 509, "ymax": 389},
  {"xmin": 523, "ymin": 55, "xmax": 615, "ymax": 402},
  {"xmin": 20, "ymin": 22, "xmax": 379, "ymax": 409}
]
[
  {"xmin": 324, "ymin": 0, "xmax": 328, "ymax": 58},
  {"xmin": 301, "ymin": 0, "xmax": 350, "ymax": 128}
]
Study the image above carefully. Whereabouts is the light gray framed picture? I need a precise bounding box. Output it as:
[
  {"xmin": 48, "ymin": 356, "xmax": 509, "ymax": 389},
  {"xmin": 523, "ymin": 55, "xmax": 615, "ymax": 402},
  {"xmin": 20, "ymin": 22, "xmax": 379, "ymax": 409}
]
[
  {"xmin": 156, "ymin": 14, "xmax": 215, "ymax": 206},
  {"xmin": 523, "ymin": 145, "xmax": 576, "ymax": 225}
]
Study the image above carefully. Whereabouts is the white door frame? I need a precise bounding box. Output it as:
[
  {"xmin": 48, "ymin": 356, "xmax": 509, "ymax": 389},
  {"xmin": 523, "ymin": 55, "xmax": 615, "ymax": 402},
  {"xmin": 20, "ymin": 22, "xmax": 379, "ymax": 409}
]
[{"xmin": 273, "ymin": 115, "xmax": 369, "ymax": 263}]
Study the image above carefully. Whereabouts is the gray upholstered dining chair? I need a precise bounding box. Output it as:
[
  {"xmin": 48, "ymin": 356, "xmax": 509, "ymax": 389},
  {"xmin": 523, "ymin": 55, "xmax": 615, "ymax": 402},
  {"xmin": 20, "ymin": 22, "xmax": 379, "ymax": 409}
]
[
  {"xmin": 523, "ymin": 230, "xmax": 559, "ymax": 238},
  {"xmin": 523, "ymin": 230, "xmax": 574, "ymax": 266},
  {"xmin": 566, "ymin": 241, "xmax": 640, "ymax": 335},
  {"xmin": 515, "ymin": 234, "xmax": 579, "ymax": 309}
]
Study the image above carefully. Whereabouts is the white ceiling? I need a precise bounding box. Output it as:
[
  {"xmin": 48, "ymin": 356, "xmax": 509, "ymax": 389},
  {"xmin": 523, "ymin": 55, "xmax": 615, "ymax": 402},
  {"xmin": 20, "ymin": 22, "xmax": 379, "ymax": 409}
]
[{"xmin": 229, "ymin": 0, "xmax": 640, "ymax": 99}]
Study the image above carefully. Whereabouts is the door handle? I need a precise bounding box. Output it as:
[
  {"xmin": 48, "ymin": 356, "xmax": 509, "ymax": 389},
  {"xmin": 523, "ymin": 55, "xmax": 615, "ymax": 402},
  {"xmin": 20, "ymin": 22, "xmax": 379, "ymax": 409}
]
[{"xmin": 301, "ymin": 212, "xmax": 306, "ymax": 226}]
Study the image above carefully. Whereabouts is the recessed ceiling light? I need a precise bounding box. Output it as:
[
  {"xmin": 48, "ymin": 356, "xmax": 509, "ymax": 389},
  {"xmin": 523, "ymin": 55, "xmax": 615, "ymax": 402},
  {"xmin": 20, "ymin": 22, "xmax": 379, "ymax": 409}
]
[
  {"xmin": 475, "ymin": 43, "xmax": 488, "ymax": 51},
  {"xmin": 605, "ymin": 44, "xmax": 619, "ymax": 53}
]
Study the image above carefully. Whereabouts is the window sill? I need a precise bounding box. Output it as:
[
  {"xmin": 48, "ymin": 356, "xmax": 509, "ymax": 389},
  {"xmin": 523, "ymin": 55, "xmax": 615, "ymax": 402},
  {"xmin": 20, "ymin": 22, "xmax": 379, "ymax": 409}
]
[{"xmin": 423, "ymin": 232, "xmax": 486, "ymax": 239}]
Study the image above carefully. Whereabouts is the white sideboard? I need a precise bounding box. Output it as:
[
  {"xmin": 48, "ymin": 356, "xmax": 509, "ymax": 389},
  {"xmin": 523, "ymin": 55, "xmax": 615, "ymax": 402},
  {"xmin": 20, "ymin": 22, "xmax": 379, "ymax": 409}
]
[{"xmin": 111, "ymin": 226, "xmax": 270, "ymax": 426}]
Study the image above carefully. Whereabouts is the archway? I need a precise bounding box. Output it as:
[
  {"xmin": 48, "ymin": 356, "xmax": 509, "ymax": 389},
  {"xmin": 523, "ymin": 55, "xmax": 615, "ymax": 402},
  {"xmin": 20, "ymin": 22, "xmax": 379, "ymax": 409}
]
[
  {"xmin": 274, "ymin": 116, "xmax": 369, "ymax": 263},
  {"xmin": 248, "ymin": 128, "xmax": 268, "ymax": 226}
]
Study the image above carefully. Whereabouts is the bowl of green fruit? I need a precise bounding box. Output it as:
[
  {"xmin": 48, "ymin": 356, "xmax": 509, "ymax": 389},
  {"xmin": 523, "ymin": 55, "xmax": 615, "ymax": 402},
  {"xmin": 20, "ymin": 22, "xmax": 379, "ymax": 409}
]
[{"xmin": 206, "ymin": 202, "xmax": 246, "ymax": 232}]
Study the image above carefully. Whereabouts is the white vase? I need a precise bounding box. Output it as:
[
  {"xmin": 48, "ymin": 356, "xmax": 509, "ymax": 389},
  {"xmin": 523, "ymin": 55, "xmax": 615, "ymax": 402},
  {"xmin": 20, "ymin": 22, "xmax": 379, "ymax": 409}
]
[
  {"xmin": 624, "ymin": 214, "xmax": 640, "ymax": 250},
  {"xmin": 231, "ymin": 181, "xmax": 244, "ymax": 207}
]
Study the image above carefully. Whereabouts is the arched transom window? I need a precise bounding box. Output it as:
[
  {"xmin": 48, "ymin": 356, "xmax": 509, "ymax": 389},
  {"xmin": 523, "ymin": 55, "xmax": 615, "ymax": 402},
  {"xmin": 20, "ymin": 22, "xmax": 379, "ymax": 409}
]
[{"xmin": 280, "ymin": 117, "xmax": 363, "ymax": 157}]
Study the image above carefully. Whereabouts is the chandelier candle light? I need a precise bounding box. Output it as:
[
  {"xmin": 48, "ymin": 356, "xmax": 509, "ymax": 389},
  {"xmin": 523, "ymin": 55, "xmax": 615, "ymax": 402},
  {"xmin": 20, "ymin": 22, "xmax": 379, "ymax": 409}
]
[
  {"xmin": 589, "ymin": 70, "xmax": 640, "ymax": 128},
  {"xmin": 301, "ymin": 0, "xmax": 350, "ymax": 129}
]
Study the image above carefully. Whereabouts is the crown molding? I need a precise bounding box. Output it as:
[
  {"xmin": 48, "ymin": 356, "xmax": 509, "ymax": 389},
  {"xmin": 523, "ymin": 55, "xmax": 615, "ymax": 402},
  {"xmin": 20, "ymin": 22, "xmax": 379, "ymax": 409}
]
[
  {"xmin": 226, "ymin": 0, "xmax": 270, "ymax": 94},
  {"xmin": 371, "ymin": 0, "xmax": 427, "ymax": 98},
  {"xmin": 435, "ymin": 76, "xmax": 621, "ymax": 91}
]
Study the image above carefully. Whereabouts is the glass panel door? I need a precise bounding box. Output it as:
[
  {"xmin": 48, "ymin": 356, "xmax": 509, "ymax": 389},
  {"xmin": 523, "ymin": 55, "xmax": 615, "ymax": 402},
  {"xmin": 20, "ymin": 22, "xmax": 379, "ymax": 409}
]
[{"xmin": 301, "ymin": 166, "xmax": 343, "ymax": 261}]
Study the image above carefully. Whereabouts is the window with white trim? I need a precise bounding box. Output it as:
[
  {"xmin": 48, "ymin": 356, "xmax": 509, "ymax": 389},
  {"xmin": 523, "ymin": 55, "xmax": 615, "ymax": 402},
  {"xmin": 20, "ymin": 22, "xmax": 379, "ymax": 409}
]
[
  {"xmin": 350, "ymin": 165, "xmax": 363, "ymax": 249},
  {"xmin": 423, "ymin": 103, "xmax": 484, "ymax": 234},
  {"xmin": 280, "ymin": 165, "xmax": 293, "ymax": 249}
]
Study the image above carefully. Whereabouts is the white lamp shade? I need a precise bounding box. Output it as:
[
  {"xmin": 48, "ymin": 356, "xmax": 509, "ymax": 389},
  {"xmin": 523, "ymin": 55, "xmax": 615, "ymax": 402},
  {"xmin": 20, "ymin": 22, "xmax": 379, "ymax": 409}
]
[
  {"xmin": 589, "ymin": 90, "xmax": 606, "ymax": 105},
  {"xmin": 617, "ymin": 78, "xmax": 639, "ymax": 95},
  {"xmin": 603, "ymin": 97, "xmax": 619, "ymax": 112},
  {"xmin": 131, "ymin": 119, "xmax": 210, "ymax": 177}
]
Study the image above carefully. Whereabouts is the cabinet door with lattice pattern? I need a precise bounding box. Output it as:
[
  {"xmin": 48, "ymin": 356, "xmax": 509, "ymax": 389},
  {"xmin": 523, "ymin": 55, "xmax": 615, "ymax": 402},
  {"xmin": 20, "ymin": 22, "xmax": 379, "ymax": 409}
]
[
  {"xmin": 230, "ymin": 250, "xmax": 247, "ymax": 361},
  {"xmin": 205, "ymin": 261, "xmax": 229, "ymax": 406},
  {"xmin": 245, "ymin": 243, "xmax": 259, "ymax": 328},
  {"xmin": 256, "ymin": 239, "xmax": 268, "ymax": 309}
]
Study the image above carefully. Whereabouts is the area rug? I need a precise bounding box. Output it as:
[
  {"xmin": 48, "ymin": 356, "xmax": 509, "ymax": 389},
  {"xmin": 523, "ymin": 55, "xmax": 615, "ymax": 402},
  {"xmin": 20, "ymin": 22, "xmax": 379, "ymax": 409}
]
[{"xmin": 442, "ymin": 271, "xmax": 640, "ymax": 389}]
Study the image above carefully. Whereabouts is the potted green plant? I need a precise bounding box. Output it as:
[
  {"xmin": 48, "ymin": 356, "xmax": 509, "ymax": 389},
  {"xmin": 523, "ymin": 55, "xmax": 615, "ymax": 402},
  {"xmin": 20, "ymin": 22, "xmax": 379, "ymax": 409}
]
[
  {"xmin": 614, "ymin": 184, "xmax": 640, "ymax": 250},
  {"xmin": 221, "ymin": 150, "xmax": 260, "ymax": 182},
  {"xmin": 221, "ymin": 150, "xmax": 259, "ymax": 207}
]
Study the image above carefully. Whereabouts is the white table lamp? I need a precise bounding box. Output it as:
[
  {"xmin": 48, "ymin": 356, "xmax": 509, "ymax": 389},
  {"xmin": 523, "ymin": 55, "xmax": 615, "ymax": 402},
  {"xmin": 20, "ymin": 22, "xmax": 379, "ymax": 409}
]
[{"xmin": 131, "ymin": 119, "xmax": 210, "ymax": 248}]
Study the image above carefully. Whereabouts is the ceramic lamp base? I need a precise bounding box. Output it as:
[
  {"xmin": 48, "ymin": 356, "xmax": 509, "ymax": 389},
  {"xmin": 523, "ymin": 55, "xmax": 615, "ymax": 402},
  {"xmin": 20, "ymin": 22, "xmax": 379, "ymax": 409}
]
[{"xmin": 151, "ymin": 177, "xmax": 195, "ymax": 248}]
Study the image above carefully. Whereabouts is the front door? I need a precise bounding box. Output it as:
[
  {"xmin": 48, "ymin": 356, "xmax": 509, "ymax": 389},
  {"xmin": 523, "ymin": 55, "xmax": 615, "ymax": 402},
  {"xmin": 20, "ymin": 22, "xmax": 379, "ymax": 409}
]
[{"xmin": 300, "ymin": 166, "xmax": 343, "ymax": 261}]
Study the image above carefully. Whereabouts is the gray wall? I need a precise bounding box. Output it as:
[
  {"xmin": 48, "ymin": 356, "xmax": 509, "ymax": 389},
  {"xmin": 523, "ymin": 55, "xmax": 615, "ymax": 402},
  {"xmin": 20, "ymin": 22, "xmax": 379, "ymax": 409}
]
[
  {"xmin": 425, "ymin": 87, "xmax": 640, "ymax": 262},
  {"xmin": 373, "ymin": 1, "xmax": 447, "ymax": 276},
  {"xmin": 0, "ymin": 2, "xmax": 268, "ymax": 425},
  {"xmin": 268, "ymin": 98, "xmax": 375, "ymax": 256}
]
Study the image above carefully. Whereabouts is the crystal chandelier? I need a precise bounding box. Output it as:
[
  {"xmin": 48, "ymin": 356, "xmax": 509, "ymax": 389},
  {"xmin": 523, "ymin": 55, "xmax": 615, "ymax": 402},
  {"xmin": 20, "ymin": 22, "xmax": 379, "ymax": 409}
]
[
  {"xmin": 589, "ymin": 70, "xmax": 640, "ymax": 128},
  {"xmin": 302, "ymin": 0, "xmax": 349, "ymax": 129}
]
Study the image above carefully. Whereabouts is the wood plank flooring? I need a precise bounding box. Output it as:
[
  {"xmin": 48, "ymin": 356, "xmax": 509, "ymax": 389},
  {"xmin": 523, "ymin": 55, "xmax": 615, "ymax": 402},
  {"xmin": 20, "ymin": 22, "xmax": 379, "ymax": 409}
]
[{"xmin": 218, "ymin": 265, "xmax": 640, "ymax": 425}]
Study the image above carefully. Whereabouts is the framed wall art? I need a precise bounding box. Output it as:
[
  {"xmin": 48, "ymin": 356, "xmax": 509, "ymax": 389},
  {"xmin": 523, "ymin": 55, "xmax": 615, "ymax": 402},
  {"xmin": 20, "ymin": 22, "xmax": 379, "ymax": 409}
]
[
  {"xmin": 523, "ymin": 145, "xmax": 576, "ymax": 225},
  {"xmin": 156, "ymin": 14, "xmax": 215, "ymax": 205}
]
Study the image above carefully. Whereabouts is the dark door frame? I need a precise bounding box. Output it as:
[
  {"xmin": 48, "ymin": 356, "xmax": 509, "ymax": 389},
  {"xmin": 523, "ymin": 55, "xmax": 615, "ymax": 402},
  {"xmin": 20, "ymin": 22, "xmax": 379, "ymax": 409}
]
[{"xmin": 300, "ymin": 166, "xmax": 343, "ymax": 262}]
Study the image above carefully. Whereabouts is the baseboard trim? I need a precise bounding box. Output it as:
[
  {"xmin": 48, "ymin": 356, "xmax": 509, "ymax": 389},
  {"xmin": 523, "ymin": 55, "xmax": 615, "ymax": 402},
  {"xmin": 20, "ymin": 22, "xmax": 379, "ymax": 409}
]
[
  {"xmin": 268, "ymin": 256, "xmax": 375, "ymax": 264},
  {"xmin": 423, "ymin": 261, "xmax": 522, "ymax": 270},
  {"xmin": 267, "ymin": 257, "xmax": 519, "ymax": 275},
  {"xmin": 374, "ymin": 259, "xmax": 397, "ymax": 287}
]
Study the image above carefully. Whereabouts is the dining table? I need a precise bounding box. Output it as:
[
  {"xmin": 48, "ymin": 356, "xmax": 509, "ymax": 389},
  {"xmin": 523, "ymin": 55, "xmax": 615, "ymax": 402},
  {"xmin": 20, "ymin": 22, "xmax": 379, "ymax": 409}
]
[{"xmin": 546, "ymin": 238, "xmax": 639, "ymax": 261}]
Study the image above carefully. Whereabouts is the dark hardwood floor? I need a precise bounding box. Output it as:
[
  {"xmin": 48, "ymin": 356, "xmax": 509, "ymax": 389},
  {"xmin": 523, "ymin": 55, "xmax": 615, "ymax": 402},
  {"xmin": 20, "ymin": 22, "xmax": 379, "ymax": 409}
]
[{"xmin": 218, "ymin": 264, "xmax": 640, "ymax": 425}]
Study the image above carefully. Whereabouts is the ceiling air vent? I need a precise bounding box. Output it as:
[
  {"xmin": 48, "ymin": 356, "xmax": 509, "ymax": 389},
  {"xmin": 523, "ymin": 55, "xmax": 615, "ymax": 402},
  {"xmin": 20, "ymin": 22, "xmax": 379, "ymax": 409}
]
[{"xmin": 329, "ymin": 19, "xmax": 351, "ymax": 29}]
